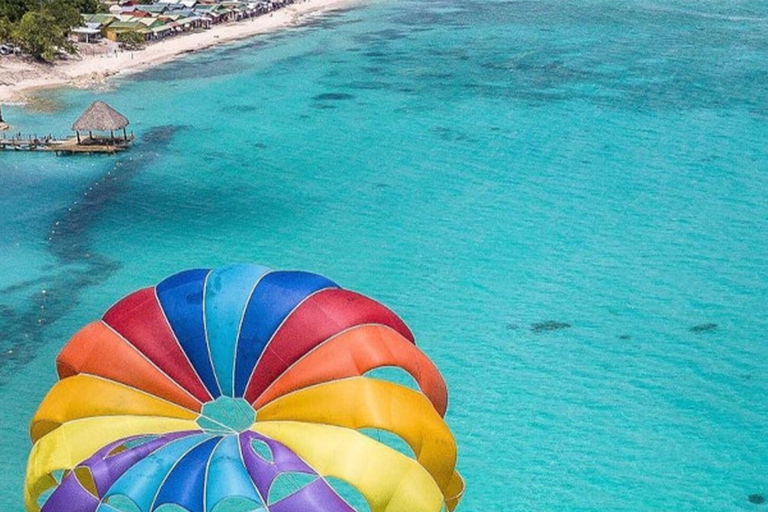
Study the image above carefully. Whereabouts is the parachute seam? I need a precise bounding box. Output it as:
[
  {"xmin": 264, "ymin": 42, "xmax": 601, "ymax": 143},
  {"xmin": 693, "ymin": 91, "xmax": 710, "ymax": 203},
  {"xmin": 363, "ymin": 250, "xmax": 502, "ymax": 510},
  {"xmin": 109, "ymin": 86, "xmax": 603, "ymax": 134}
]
[
  {"xmin": 154, "ymin": 287, "xmax": 214, "ymax": 403},
  {"xmin": 257, "ymin": 375, "xmax": 395, "ymax": 406},
  {"xmin": 242, "ymin": 286, "xmax": 337, "ymax": 398},
  {"xmin": 266, "ymin": 420, "xmax": 449, "ymax": 504},
  {"xmin": 255, "ymin": 377, "xmax": 459, "ymax": 488},
  {"xmin": 96, "ymin": 434, "xmax": 194, "ymax": 505},
  {"xmin": 31, "ymin": 414, "xmax": 196, "ymax": 428},
  {"xmin": 235, "ymin": 433, "xmax": 271, "ymax": 510},
  {"xmin": 202, "ymin": 436, "xmax": 227, "ymax": 512},
  {"xmin": 148, "ymin": 436, "xmax": 215, "ymax": 511},
  {"xmin": 95, "ymin": 433, "xmax": 203, "ymax": 508},
  {"xmin": 47, "ymin": 373, "xmax": 201, "ymax": 416},
  {"xmin": 251, "ymin": 423, "xmax": 374, "ymax": 512},
  {"xmin": 101, "ymin": 322, "xmax": 203, "ymax": 406},
  {"xmin": 253, "ymin": 322, "xmax": 392, "ymax": 403},
  {"xmin": 202, "ymin": 269, "xmax": 224, "ymax": 398},
  {"xmin": 231, "ymin": 269, "xmax": 275, "ymax": 398},
  {"xmin": 253, "ymin": 324, "xmax": 442, "ymax": 409},
  {"xmin": 197, "ymin": 416, "xmax": 238, "ymax": 435}
]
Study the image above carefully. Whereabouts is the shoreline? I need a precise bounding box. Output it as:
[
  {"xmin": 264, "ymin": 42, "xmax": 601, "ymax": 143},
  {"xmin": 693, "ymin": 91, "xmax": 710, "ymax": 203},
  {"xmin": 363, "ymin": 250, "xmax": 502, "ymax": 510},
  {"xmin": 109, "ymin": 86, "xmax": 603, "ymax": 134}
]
[{"xmin": 0, "ymin": 0, "xmax": 360, "ymax": 104}]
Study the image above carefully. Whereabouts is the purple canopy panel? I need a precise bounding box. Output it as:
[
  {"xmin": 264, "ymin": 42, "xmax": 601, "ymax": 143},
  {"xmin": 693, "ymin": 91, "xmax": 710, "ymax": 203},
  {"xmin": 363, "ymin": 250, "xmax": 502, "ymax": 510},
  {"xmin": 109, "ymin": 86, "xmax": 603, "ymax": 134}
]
[
  {"xmin": 88, "ymin": 431, "xmax": 195, "ymax": 495},
  {"xmin": 39, "ymin": 431, "xmax": 197, "ymax": 512},
  {"xmin": 269, "ymin": 479, "xmax": 358, "ymax": 512},
  {"xmin": 40, "ymin": 476, "xmax": 99, "ymax": 512},
  {"xmin": 238, "ymin": 431, "xmax": 314, "ymax": 498}
]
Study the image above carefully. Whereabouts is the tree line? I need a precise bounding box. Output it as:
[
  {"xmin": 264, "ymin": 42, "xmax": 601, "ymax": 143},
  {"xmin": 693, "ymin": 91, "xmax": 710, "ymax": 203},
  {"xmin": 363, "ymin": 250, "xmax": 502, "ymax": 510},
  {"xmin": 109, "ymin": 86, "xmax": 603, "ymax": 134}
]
[{"xmin": 0, "ymin": 0, "xmax": 103, "ymax": 62}]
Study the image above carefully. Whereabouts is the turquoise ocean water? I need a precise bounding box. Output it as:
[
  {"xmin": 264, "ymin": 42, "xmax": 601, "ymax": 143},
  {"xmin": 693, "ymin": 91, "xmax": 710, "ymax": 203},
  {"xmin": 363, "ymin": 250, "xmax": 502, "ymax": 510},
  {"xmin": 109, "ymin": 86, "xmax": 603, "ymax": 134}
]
[{"xmin": 1, "ymin": 0, "xmax": 768, "ymax": 510}]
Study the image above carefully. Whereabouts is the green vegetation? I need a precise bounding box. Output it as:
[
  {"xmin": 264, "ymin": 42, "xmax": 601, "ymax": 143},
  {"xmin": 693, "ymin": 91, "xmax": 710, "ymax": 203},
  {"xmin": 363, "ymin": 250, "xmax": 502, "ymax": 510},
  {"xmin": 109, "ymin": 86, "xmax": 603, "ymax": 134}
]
[
  {"xmin": 0, "ymin": 16, "xmax": 15, "ymax": 41},
  {"xmin": 13, "ymin": 10, "xmax": 73, "ymax": 62},
  {"xmin": 117, "ymin": 30, "xmax": 145, "ymax": 50},
  {"xmin": 0, "ymin": 0, "xmax": 102, "ymax": 62}
]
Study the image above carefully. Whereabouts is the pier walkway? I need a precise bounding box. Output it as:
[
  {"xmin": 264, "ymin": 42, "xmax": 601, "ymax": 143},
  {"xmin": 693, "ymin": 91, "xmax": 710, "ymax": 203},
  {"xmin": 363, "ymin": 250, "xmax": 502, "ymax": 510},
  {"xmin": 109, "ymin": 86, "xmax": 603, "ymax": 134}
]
[{"xmin": 0, "ymin": 133, "xmax": 134, "ymax": 155}]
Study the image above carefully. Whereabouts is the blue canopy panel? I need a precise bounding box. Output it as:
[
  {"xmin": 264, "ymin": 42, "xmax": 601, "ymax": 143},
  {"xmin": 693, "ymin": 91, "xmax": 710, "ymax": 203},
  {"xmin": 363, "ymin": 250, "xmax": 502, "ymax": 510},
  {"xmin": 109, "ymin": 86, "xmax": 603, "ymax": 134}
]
[
  {"xmin": 100, "ymin": 434, "xmax": 213, "ymax": 512},
  {"xmin": 205, "ymin": 435, "xmax": 264, "ymax": 511},
  {"xmin": 152, "ymin": 437, "xmax": 221, "ymax": 512},
  {"xmin": 204, "ymin": 265, "xmax": 271, "ymax": 397},
  {"xmin": 233, "ymin": 271, "xmax": 338, "ymax": 397},
  {"xmin": 156, "ymin": 269, "xmax": 220, "ymax": 399}
]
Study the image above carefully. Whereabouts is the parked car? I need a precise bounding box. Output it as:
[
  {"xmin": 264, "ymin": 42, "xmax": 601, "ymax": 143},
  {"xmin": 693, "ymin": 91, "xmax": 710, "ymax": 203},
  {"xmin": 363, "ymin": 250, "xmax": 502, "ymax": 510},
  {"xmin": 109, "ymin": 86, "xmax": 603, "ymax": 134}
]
[{"xmin": 0, "ymin": 45, "xmax": 19, "ymax": 55}]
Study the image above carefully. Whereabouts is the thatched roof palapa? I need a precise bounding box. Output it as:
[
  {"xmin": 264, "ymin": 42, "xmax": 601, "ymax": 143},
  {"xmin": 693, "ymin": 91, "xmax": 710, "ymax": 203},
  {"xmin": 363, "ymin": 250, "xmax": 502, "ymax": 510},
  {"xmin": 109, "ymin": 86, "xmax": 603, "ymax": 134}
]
[{"xmin": 72, "ymin": 101, "xmax": 130, "ymax": 132}]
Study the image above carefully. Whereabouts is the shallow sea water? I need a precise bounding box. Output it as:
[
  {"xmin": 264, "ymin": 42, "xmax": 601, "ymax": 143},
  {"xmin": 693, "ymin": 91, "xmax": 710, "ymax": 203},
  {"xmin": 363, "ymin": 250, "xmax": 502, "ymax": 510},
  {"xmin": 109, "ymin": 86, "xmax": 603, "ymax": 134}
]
[{"xmin": 1, "ymin": 0, "xmax": 768, "ymax": 510}]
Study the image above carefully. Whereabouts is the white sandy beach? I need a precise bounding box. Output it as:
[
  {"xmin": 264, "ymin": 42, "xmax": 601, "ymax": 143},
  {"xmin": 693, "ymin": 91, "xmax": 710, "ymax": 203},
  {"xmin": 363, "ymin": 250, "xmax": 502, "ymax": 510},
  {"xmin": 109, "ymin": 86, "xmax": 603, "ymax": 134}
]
[{"xmin": 0, "ymin": 0, "xmax": 359, "ymax": 104}]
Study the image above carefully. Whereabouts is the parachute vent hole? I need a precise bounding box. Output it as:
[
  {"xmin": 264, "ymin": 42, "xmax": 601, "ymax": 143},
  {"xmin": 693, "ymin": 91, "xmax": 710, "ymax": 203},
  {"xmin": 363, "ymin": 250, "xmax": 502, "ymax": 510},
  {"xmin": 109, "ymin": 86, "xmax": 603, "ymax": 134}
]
[
  {"xmin": 359, "ymin": 428, "xmax": 416, "ymax": 459},
  {"xmin": 122, "ymin": 435, "xmax": 160, "ymax": 451},
  {"xmin": 36, "ymin": 487, "xmax": 55, "ymax": 509},
  {"xmin": 249, "ymin": 439, "xmax": 274, "ymax": 463},
  {"xmin": 267, "ymin": 472, "xmax": 317, "ymax": 504},
  {"xmin": 154, "ymin": 504, "xmax": 192, "ymax": 512},
  {"xmin": 103, "ymin": 494, "xmax": 142, "ymax": 512},
  {"xmin": 73, "ymin": 467, "xmax": 99, "ymax": 496},
  {"xmin": 364, "ymin": 366, "xmax": 420, "ymax": 390},
  {"xmin": 106, "ymin": 445, "xmax": 128, "ymax": 457},
  {"xmin": 210, "ymin": 496, "xmax": 265, "ymax": 512},
  {"xmin": 51, "ymin": 469, "xmax": 65, "ymax": 483},
  {"xmin": 325, "ymin": 477, "xmax": 372, "ymax": 512},
  {"xmin": 108, "ymin": 435, "xmax": 160, "ymax": 457}
]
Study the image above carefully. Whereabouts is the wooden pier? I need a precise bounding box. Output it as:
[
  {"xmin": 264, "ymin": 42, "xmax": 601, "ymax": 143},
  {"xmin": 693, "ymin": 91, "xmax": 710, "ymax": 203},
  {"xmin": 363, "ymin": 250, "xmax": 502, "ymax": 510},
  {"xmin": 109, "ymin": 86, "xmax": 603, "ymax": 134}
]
[
  {"xmin": 0, "ymin": 134, "xmax": 134, "ymax": 155},
  {"xmin": 0, "ymin": 100, "xmax": 134, "ymax": 156}
]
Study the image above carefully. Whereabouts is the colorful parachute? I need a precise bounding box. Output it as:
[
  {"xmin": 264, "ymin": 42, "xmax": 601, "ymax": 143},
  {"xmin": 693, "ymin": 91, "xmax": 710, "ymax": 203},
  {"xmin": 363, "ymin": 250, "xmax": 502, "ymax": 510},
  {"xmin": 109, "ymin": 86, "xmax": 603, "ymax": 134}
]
[{"xmin": 26, "ymin": 265, "xmax": 464, "ymax": 512}]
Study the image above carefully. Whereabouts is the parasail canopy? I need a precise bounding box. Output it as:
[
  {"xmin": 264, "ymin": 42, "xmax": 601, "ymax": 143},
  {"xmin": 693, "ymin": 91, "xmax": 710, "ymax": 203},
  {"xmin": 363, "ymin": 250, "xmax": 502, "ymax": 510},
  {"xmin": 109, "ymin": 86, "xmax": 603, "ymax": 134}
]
[{"xmin": 26, "ymin": 264, "xmax": 464, "ymax": 512}]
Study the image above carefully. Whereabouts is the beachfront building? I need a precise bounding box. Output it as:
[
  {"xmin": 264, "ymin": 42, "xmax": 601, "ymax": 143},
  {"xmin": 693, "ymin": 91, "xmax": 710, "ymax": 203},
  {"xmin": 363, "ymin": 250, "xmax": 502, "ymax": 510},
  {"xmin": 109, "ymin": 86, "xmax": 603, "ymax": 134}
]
[
  {"xmin": 157, "ymin": 0, "xmax": 199, "ymax": 9},
  {"xmin": 84, "ymin": 13, "xmax": 119, "ymax": 26},
  {"xmin": 70, "ymin": 23, "xmax": 103, "ymax": 43},
  {"xmin": 71, "ymin": 14, "xmax": 118, "ymax": 43},
  {"xmin": 73, "ymin": 0, "xmax": 296, "ymax": 47},
  {"xmin": 104, "ymin": 20, "xmax": 150, "ymax": 41},
  {"xmin": 192, "ymin": 4, "xmax": 227, "ymax": 24},
  {"xmin": 136, "ymin": 16, "xmax": 175, "ymax": 39},
  {"xmin": 133, "ymin": 4, "xmax": 169, "ymax": 15}
]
